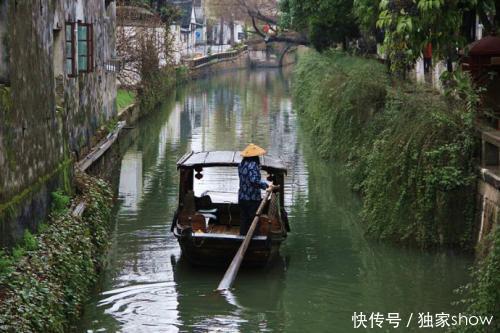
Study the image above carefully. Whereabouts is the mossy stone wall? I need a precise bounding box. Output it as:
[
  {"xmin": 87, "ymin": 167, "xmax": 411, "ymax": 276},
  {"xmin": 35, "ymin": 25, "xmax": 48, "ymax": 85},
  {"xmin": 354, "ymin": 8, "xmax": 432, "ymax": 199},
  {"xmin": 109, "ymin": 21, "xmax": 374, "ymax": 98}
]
[{"xmin": 0, "ymin": 1, "xmax": 116, "ymax": 247}]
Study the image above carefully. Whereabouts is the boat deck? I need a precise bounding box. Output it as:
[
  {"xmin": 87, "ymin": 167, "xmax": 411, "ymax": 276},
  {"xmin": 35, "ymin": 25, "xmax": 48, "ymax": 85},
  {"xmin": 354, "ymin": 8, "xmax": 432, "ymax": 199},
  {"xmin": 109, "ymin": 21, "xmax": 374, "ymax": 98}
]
[
  {"xmin": 206, "ymin": 225, "xmax": 240, "ymax": 235},
  {"xmin": 183, "ymin": 225, "xmax": 268, "ymax": 241}
]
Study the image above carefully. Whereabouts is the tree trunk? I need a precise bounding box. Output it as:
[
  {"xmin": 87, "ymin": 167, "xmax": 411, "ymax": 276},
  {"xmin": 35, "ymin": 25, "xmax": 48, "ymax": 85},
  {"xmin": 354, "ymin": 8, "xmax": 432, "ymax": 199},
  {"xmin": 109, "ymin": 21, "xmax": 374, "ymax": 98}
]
[
  {"xmin": 342, "ymin": 37, "xmax": 348, "ymax": 51},
  {"xmin": 219, "ymin": 16, "xmax": 224, "ymax": 45},
  {"xmin": 478, "ymin": 6, "xmax": 493, "ymax": 34},
  {"xmin": 446, "ymin": 58, "xmax": 453, "ymax": 72},
  {"xmin": 279, "ymin": 44, "xmax": 292, "ymax": 67},
  {"xmin": 230, "ymin": 19, "xmax": 235, "ymax": 45}
]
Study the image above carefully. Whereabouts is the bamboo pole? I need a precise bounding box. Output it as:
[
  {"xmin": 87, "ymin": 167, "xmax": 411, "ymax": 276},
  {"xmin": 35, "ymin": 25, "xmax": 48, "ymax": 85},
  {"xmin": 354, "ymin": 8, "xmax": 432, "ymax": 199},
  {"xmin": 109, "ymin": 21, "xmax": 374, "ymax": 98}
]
[{"xmin": 216, "ymin": 188, "xmax": 273, "ymax": 291}]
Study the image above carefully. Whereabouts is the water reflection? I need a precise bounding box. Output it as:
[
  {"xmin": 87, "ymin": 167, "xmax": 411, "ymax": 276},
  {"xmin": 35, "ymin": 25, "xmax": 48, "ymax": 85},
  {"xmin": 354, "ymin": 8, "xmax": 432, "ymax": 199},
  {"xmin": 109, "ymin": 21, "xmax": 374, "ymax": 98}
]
[{"xmin": 79, "ymin": 69, "xmax": 472, "ymax": 333}]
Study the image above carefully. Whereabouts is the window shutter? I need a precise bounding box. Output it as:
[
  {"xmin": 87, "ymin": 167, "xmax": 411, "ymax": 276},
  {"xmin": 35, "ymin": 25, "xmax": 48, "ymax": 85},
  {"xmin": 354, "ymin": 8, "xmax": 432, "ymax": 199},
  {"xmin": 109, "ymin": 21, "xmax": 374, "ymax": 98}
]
[
  {"xmin": 65, "ymin": 22, "xmax": 76, "ymax": 77},
  {"xmin": 88, "ymin": 24, "xmax": 94, "ymax": 72}
]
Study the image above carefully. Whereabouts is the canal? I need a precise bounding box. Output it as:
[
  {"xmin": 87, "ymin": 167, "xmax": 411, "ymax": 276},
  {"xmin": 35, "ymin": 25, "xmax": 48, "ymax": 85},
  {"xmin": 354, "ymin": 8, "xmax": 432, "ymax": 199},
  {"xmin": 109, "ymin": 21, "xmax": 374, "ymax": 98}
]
[{"xmin": 79, "ymin": 68, "xmax": 473, "ymax": 332}]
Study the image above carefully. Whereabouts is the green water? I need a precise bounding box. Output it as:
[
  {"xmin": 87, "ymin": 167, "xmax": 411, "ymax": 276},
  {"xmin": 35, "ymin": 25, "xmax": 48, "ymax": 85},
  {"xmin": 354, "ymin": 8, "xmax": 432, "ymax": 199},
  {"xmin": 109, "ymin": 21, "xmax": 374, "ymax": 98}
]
[{"xmin": 79, "ymin": 69, "xmax": 473, "ymax": 332}]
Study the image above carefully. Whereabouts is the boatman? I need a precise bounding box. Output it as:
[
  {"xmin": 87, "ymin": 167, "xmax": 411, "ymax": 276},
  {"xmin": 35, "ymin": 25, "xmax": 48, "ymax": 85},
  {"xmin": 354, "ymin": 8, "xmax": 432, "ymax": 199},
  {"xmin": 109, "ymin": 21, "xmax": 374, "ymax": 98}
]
[{"xmin": 238, "ymin": 143, "xmax": 271, "ymax": 235}]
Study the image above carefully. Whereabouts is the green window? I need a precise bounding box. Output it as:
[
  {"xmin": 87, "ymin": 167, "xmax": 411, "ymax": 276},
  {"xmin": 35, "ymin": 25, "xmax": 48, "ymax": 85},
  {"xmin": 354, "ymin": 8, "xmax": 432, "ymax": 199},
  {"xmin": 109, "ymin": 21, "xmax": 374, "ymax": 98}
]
[{"xmin": 78, "ymin": 23, "xmax": 93, "ymax": 73}]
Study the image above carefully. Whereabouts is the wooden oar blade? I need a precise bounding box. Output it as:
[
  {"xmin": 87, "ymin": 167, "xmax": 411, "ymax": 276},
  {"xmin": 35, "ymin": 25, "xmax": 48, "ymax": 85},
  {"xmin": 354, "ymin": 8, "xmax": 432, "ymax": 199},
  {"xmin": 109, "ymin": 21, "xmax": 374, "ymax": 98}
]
[{"xmin": 216, "ymin": 190, "xmax": 272, "ymax": 291}]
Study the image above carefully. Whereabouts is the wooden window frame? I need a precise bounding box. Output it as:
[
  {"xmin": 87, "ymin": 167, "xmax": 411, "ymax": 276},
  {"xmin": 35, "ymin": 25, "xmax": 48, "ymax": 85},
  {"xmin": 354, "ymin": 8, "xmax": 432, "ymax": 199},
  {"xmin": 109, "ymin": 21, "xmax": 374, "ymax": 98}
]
[
  {"xmin": 65, "ymin": 22, "xmax": 77, "ymax": 77},
  {"xmin": 77, "ymin": 22, "xmax": 94, "ymax": 73}
]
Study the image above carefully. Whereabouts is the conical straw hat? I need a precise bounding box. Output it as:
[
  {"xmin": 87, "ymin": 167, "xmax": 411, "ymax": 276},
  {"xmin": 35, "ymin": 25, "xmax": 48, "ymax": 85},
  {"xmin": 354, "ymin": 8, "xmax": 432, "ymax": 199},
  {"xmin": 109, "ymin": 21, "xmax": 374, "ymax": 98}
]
[{"xmin": 240, "ymin": 143, "xmax": 266, "ymax": 157}]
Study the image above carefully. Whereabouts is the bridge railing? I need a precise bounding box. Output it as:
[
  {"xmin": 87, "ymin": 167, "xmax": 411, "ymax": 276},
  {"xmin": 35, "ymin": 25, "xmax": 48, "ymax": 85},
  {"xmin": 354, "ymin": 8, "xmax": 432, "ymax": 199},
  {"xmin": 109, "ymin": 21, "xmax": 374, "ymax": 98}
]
[{"xmin": 183, "ymin": 46, "xmax": 248, "ymax": 69}]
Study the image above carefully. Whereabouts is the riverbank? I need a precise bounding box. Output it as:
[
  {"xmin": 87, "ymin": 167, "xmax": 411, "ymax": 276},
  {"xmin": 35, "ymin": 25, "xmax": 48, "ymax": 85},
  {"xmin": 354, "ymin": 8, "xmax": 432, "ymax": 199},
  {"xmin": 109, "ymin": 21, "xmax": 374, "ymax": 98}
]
[
  {"xmin": 0, "ymin": 173, "xmax": 113, "ymax": 332},
  {"xmin": 294, "ymin": 50, "xmax": 476, "ymax": 249},
  {"xmin": 293, "ymin": 50, "xmax": 499, "ymax": 332}
]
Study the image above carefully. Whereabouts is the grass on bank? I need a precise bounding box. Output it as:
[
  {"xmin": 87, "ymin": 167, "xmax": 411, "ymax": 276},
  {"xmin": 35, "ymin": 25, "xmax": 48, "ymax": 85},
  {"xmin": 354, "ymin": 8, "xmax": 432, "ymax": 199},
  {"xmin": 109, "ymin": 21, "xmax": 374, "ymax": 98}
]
[
  {"xmin": 116, "ymin": 89, "xmax": 136, "ymax": 111},
  {"xmin": 293, "ymin": 50, "xmax": 476, "ymax": 248}
]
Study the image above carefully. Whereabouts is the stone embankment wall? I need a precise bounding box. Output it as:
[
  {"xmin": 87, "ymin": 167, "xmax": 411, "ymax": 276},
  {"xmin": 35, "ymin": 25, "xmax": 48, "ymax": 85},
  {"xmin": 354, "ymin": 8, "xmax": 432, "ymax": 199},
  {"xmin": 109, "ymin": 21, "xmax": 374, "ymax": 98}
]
[
  {"xmin": 0, "ymin": 1, "xmax": 117, "ymax": 247},
  {"xmin": 477, "ymin": 170, "xmax": 500, "ymax": 249}
]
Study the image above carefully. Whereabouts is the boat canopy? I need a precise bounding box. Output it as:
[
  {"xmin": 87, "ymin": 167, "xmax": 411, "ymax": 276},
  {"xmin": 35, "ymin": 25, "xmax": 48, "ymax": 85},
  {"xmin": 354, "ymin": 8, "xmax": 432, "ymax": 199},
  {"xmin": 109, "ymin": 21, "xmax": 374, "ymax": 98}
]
[{"xmin": 177, "ymin": 151, "xmax": 287, "ymax": 173}]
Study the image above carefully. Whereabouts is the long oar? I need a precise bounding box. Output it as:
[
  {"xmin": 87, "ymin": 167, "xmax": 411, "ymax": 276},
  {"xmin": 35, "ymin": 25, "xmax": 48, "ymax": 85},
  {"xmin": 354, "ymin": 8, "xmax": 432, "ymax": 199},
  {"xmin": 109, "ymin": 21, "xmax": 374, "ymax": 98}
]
[{"xmin": 216, "ymin": 188, "xmax": 274, "ymax": 291}]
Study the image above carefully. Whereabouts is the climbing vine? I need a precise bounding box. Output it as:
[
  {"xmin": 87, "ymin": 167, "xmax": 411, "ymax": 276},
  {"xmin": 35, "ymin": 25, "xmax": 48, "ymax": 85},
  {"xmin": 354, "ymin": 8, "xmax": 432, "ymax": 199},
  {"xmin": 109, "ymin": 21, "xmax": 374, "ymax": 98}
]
[{"xmin": 0, "ymin": 174, "xmax": 113, "ymax": 332}]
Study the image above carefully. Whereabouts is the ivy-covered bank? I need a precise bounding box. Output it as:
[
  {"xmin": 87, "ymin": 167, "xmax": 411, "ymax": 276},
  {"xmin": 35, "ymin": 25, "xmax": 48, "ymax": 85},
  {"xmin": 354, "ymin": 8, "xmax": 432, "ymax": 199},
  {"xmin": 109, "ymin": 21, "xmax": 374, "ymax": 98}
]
[
  {"xmin": 293, "ymin": 50, "xmax": 476, "ymax": 248},
  {"xmin": 0, "ymin": 173, "xmax": 113, "ymax": 332},
  {"xmin": 293, "ymin": 50, "xmax": 500, "ymax": 331}
]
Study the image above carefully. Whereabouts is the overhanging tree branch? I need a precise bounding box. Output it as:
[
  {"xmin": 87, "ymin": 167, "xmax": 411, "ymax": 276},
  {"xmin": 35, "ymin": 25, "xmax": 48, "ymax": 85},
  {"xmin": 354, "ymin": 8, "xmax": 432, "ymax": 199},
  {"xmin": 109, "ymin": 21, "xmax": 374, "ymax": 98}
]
[{"xmin": 247, "ymin": 4, "xmax": 309, "ymax": 45}]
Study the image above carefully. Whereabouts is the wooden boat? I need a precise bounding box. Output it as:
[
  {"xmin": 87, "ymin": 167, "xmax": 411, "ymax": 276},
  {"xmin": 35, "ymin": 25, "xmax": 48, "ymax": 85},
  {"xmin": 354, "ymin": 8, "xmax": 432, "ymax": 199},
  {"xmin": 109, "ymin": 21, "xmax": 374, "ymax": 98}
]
[{"xmin": 171, "ymin": 151, "xmax": 290, "ymax": 266}]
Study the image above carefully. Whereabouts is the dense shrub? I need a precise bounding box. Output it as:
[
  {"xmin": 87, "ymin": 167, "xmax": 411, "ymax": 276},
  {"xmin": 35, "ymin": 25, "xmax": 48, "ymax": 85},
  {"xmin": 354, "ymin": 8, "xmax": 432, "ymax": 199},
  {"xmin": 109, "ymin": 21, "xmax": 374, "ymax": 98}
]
[
  {"xmin": 139, "ymin": 67, "xmax": 176, "ymax": 112},
  {"xmin": 293, "ymin": 50, "xmax": 476, "ymax": 248},
  {"xmin": 361, "ymin": 86, "xmax": 476, "ymax": 246},
  {"xmin": 453, "ymin": 227, "xmax": 500, "ymax": 333},
  {"xmin": 0, "ymin": 174, "xmax": 113, "ymax": 332},
  {"xmin": 293, "ymin": 50, "xmax": 387, "ymax": 159}
]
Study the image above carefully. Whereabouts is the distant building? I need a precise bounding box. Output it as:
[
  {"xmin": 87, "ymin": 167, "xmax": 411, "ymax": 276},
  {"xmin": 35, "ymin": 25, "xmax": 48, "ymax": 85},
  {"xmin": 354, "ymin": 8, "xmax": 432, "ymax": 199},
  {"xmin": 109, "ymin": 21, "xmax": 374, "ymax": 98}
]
[
  {"xmin": 171, "ymin": 1, "xmax": 196, "ymax": 57},
  {"xmin": 194, "ymin": 1, "xmax": 207, "ymax": 47},
  {"xmin": 209, "ymin": 20, "xmax": 245, "ymax": 46},
  {"xmin": 168, "ymin": 0, "xmax": 208, "ymax": 59},
  {"xmin": 0, "ymin": 0, "xmax": 117, "ymax": 246}
]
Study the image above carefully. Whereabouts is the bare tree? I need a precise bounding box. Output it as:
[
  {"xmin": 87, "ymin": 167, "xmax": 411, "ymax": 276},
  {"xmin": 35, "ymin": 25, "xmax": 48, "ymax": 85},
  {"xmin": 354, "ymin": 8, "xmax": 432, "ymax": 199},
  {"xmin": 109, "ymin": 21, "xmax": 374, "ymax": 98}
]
[
  {"xmin": 116, "ymin": 4, "xmax": 176, "ymax": 87},
  {"xmin": 207, "ymin": 0, "xmax": 309, "ymax": 46}
]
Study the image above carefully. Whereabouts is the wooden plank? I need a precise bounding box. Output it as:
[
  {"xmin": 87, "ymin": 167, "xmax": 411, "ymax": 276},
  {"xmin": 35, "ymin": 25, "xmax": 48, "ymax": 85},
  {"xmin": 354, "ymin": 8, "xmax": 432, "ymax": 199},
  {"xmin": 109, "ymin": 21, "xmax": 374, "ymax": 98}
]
[
  {"xmin": 71, "ymin": 202, "xmax": 86, "ymax": 217},
  {"xmin": 76, "ymin": 121, "xmax": 125, "ymax": 172},
  {"xmin": 205, "ymin": 151, "xmax": 235, "ymax": 164},
  {"xmin": 176, "ymin": 151, "xmax": 194, "ymax": 167},
  {"xmin": 184, "ymin": 151, "xmax": 209, "ymax": 165},
  {"xmin": 482, "ymin": 130, "xmax": 500, "ymax": 148}
]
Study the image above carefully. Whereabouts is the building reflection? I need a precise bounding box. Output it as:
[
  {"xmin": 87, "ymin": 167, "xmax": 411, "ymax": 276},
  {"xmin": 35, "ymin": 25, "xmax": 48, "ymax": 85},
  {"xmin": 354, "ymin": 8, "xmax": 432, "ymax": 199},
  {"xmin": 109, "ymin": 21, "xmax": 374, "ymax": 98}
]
[{"xmin": 118, "ymin": 148, "xmax": 143, "ymax": 211}]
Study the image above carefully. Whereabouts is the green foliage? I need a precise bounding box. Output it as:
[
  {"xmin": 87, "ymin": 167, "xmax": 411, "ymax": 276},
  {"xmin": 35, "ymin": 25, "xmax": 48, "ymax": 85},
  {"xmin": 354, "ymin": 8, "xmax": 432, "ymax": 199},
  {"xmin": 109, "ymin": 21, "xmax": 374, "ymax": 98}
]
[
  {"xmin": 159, "ymin": 3, "xmax": 181, "ymax": 26},
  {"xmin": 0, "ymin": 85, "xmax": 12, "ymax": 113},
  {"xmin": 105, "ymin": 118, "xmax": 118, "ymax": 134},
  {"xmin": 452, "ymin": 227, "xmax": 500, "ymax": 333},
  {"xmin": 0, "ymin": 175, "xmax": 113, "ymax": 332},
  {"xmin": 293, "ymin": 50, "xmax": 388, "ymax": 159},
  {"xmin": 360, "ymin": 86, "xmax": 476, "ymax": 246},
  {"xmin": 21, "ymin": 230, "xmax": 37, "ymax": 252},
  {"xmin": 375, "ymin": 0, "xmax": 478, "ymax": 76},
  {"xmin": 353, "ymin": 0, "xmax": 381, "ymax": 34},
  {"xmin": 11, "ymin": 245, "xmax": 26, "ymax": 261},
  {"xmin": 116, "ymin": 89, "xmax": 136, "ymax": 110},
  {"xmin": 139, "ymin": 66, "xmax": 177, "ymax": 112},
  {"xmin": 175, "ymin": 65, "xmax": 190, "ymax": 85},
  {"xmin": 279, "ymin": 0, "xmax": 360, "ymax": 51},
  {"xmin": 0, "ymin": 250, "xmax": 13, "ymax": 277},
  {"xmin": 51, "ymin": 189, "xmax": 70, "ymax": 214},
  {"xmin": 294, "ymin": 50, "xmax": 477, "ymax": 248}
]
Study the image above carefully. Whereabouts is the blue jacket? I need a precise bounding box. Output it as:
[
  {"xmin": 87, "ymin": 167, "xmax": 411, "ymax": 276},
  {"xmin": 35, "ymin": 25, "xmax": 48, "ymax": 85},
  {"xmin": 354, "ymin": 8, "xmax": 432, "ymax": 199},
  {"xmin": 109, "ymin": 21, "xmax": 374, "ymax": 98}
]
[{"xmin": 238, "ymin": 160, "xmax": 268, "ymax": 201}]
